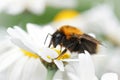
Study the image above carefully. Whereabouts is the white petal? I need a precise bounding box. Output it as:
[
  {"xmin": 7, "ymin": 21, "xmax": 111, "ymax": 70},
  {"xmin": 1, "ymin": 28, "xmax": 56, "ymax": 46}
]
[
  {"xmin": 41, "ymin": 56, "xmax": 52, "ymax": 63},
  {"xmin": 7, "ymin": 27, "xmax": 20, "ymax": 39},
  {"xmin": 41, "ymin": 25, "xmax": 55, "ymax": 47},
  {"xmin": 65, "ymin": 62, "xmax": 79, "ymax": 75},
  {"xmin": 30, "ymin": 59, "xmax": 47, "ymax": 80},
  {"xmin": 39, "ymin": 48, "xmax": 58, "ymax": 62},
  {"xmin": 15, "ymin": 38, "xmax": 41, "ymax": 55},
  {"xmin": 7, "ymin": 27, "xmax": 31, "ymax": 46},
  {"xmin": 7, "ymin": 26, "xmax": 30, "ymax": 42},
  {"xmin": 26, "ymin": 23, "xmax": 54, "ymax": 48},
  {"xmin": 9, "ymin": 56, "xmax": 29, "ymax": 80},
  {"xmin": 40, "ymin": 48, "xmax": 58, "ymax": 58},
  {"xmin": 26, "ymin": 23, "xmax": 44, "ymax": 48},
  {"xmin": 0, "ymin": 48, "xmax": 23, "ymax": 72},
  {"xmin": 7, "ymin": 27, "xmax": 41, "ymax": 55},
  {"xmin": 21, "ymin": 58, "xmax": 39, "ymax": 80},
  {"xmin": 65, "ymin": 73, "xmax": 79, "ymax": 80},
  {"xmin": 26, "ymin": 23, "xmax": 43, "ymax": 34},
  {"xmin": 61, "ymin": 59, "xmax": 79, "ymax": 62},
  {"xmin": 13, "ymin": 26, "xmax": 28, "ymax": 38},
  {"xmin": 21, "ymin": 58, "xmax": 37, "ymax": 80},
  {"xmin": 64, "ymin": 62, "xmax": 83, "ymax": 80},
  {"xmin": 54, "ymin": 60, "xmax": 64, "ymax": 71},
  {"xmin": 10, "ymin": 38, "xmax": 37, "ymax": 54},
  {"xmin": 42, "ymin": 25, "xmax": 54, "ymax": 34},
  {"xmin": 0, "ymin": 39, "xmax": 15, "ymax": 54},
  {"xmin": 64, "ymin": 51, "xmax": 97, "ymax": 80},
  {"xmin": 78, "ymin": 51, "xmax": 96, "ymax": 80},
  {"xmin": 101, "ymin": 73, "xmax": 118, "ymax": 80},
  {"xmin": 26, "ymin": 23, "xmax": 42, "ymax": 33}
]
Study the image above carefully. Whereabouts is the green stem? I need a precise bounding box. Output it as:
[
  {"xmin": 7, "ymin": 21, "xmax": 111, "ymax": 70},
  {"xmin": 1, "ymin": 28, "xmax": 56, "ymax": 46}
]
[{"xmin": 46, "ymin": 68, "xmax": 57, "ymax": 80}]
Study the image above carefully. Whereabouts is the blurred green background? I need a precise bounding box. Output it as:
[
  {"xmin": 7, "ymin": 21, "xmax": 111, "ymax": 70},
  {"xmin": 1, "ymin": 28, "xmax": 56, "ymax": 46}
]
[{"xmin": 0, "ymin": 0, "xmax": 119, "ymax": 28}]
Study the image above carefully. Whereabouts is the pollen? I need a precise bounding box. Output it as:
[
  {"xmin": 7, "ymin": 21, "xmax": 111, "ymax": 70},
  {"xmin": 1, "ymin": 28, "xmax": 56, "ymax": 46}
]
[
  {"xmin": 47, "ymin": 56, "xmax": 51, "ymax": 59},
  {"xmin": 57, "ymin": 53, "xmax": 71, "ymax": 60},
  {"xmin": 52, "ymin": 48, "xmax": 71, "ymax": 60},
  {"xmin": 21, "ymin": 49, "xmax": 39, "ymax": 59},
  {"xmin": 54, "ymin": 10, "xmax": 79, "ymax": 22}
]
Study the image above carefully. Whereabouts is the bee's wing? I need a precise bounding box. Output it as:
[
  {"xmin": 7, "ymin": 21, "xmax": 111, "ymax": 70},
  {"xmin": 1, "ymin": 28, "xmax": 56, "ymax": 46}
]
[
  {"xmin": 78, "ymin": 34, "xmax": 101, "ymax": 54},
  {"xmin": 80, "ymin": 34, "xmax": 102, "ymax": 44}
]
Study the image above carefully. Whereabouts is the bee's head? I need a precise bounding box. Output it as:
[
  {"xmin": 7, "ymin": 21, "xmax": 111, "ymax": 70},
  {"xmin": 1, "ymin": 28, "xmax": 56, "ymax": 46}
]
[{"xmin": 52, "ymin": 31, "xmax": 64, "ymax": 47}]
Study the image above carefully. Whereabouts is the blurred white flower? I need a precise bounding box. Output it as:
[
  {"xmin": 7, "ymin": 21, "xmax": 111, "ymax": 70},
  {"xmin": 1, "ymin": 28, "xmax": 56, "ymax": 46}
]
[
  {"xmin": 104, "ymin": 48, "xmax": 120, "ymax": 75},
  {"xmin": 80, "ymin": 4, "xmax": 120, "ymax": 43},
  {"xmin": 0, "ymin": 0, "xmax": 78, "ymax": 15},
  {"xmin": 53, "ymin": 51, "xmax": 118, "ymax": 80},
  {"xmin": 0, "ymin": 0, "xmax": 46, "ymax": 15},
  {"xmin": 101, "ymin": 73, "xmax": 118, "ymax": 80}
]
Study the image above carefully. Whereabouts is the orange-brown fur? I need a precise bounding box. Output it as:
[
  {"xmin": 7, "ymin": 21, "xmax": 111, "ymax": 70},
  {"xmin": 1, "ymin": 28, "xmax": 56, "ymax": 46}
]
[{"xmin": 59, "ymin": 25, "xmax": 84, "ymax": 39}]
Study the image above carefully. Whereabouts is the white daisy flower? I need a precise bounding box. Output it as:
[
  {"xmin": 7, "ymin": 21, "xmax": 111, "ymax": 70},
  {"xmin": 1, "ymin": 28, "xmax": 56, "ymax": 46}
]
[
  {"xmin": 101, "ymin": 73, "xmax": 118, "ymax": 80},
  {"xmin": 0, "ymin": 0, "xmax": 46, "ymax": 15},
  {"xmin": 6, "ymin": 23, "xmax": 68, "ymax": 70},
  {"xmin": 0, "ymin": 23, "xmax": 80, "ymax": 80},
  {"xmin": 53, "ymin": 51, "xmax": 118, "ymax": 80}
]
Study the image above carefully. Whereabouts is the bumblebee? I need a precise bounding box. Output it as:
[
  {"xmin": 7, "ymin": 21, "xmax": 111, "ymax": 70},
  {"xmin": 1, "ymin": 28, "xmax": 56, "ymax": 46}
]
[{"xmin": 48, "ymin": 25, "xmax": 101, "ymax": 56}]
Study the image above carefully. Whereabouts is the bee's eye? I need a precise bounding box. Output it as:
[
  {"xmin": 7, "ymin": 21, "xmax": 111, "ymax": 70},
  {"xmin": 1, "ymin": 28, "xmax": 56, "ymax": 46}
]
[
  {"xmin": 56, "ymin": 33, "xmax": 61, "ymax": 37},
  {"xmin": 52, "ymin": 32, "xmax": 61, "ymax": 38}
]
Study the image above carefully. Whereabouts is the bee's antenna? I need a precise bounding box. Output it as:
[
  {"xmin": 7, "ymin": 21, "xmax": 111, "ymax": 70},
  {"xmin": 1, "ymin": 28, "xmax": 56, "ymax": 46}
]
[{"xmin": 44, "ymin": 33, "xmax": 52, "ymax": 45}]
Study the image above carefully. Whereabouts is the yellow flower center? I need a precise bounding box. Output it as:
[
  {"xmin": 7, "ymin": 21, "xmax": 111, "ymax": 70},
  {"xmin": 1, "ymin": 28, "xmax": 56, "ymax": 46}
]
[
  {"xmin": 54, "ymin": 10, "xmax": 79, "ymax": 22},
  {"xmin": 21, "ymin": 49, "xmax": 39, "ymax": 59},
  {"xmin": 21, "ymin": 48, "xmax": 70, "ymax": 60},
  {"xmin": 52, "ymin": 48, "xmax": 71, "ymax": 60}
]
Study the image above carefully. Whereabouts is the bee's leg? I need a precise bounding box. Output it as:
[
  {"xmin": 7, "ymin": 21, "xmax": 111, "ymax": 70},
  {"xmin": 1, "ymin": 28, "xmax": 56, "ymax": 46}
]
[
  {"xmin": 61, "ymin": 48, "xmax": 67, "ymax": 54},
  {"xmin": 55, "ymin": 48, "xmax": 67, "ymax": 59},
  {"xmin": 65, "ymin": 42, "xmax": 76, "ymax": 52},
  {"xmin": 58, "ymin": 36, "xmax": 66, "ymax": 53},
  {"xmin": 60, "ymin": 45, "xmax": 62, "ymax": 53},
  {"xmin": 48, "ymin": 40, "xmax": 52, "ymax": 48},
  {"xmin": 44, "ymin": 33, "xmax": 52, "ymax": 46}
]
